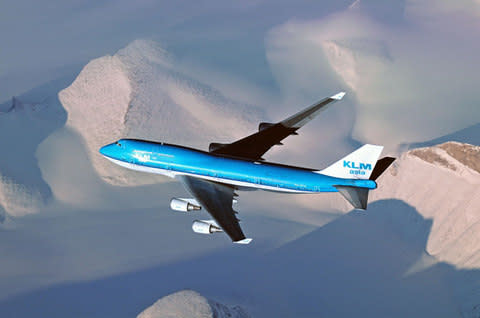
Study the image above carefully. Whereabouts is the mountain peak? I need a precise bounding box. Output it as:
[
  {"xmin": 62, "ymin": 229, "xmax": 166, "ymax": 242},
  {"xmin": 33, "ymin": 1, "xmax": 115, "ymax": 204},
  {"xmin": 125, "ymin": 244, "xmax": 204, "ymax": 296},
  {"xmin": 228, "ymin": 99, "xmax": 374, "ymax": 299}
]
[
  {"xmin": 59, "ymin": 39, "xmax": 262, "ymax": 186},
  {"xmin": 116, "ymin": 39, "xmax": 172, "ymax": 70},
  {"xmin": 408, "ymin": 141, "xmax": 480, "ymax": 175},
  {"xmin": 137, "ymin": 290, "xmax": 250, "ymax": 318},
  {"xmin": 372, "ymin": 140, "xmax": 480, "ymax": 269}
]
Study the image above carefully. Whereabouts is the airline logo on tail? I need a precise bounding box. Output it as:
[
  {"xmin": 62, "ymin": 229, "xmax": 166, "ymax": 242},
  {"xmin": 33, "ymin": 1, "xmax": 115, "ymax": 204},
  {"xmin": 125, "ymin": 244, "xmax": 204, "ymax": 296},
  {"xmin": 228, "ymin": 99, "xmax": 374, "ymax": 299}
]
[
  {"xmin": 343, "ymin": 161, "xmax": 372, "ymax": 169},
  {"xmin": 319, "ymin": 144, "xmax": 383, "ymax": 180},
  {"xmin": 344, "ymin": 160, "xmax": 372, "ymax": 176}
]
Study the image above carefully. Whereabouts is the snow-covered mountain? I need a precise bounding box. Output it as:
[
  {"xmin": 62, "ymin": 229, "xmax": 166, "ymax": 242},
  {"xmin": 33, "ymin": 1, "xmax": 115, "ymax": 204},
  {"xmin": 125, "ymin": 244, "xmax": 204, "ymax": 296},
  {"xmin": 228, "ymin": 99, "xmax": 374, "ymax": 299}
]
[
  {"xmin": 0, "ymin": 37, "xmax": 479, "ymax": 318},
  {"xmin": 1, "ymin": 39, "xmax": 479, "ymax": 270},
  {"xmin": 371, "ymin": 141, "xmax": 480, "ymax": 268},
  {"xmin": 137, "ymin": 290, "xmax": 250, "ymax": 318},
  {"xmin": 59, "ymin": 40, "xmax": 263, "ymax": 186}
]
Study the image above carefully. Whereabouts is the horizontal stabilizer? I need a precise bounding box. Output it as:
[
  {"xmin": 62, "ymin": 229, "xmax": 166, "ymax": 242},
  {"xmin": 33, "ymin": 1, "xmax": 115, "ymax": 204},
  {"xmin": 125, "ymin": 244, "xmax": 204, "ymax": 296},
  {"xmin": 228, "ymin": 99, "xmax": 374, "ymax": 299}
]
[
  {"xmin": 335, "ymin": 185, "xmax": 369, "ymax": 210},
  {"xmin": 369, "ymin": 157, "xmax": 395, "ymax": 181}
]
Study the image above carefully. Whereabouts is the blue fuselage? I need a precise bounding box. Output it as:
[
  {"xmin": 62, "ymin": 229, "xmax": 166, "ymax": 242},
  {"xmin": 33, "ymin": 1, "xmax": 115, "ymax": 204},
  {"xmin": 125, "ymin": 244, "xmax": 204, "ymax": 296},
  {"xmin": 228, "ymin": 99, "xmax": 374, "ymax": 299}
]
[{"xmin": 99, "ymin": 139, "xmax": 376, "ymax": 193}]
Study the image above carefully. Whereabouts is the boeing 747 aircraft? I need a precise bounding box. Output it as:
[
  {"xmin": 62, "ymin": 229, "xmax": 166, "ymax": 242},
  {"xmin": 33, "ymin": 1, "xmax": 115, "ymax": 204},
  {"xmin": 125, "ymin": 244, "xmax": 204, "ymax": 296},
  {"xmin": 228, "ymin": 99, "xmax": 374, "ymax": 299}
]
[{"xmin": 99, "ymin": 92, "xmax": 394, "ymax": 244}]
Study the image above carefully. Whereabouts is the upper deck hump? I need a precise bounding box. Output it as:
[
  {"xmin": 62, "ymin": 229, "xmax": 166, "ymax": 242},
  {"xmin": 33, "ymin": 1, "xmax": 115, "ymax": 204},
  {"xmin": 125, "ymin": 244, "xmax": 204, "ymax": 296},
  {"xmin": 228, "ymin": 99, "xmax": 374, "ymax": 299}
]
[{"xmin": 123, "ymin": 138, "xmax": 317, "ymax": 172}]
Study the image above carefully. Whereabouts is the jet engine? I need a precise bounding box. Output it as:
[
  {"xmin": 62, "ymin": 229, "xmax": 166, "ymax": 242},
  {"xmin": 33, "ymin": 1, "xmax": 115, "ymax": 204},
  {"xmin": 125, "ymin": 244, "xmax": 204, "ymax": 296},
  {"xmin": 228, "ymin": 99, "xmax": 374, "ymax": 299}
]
[
  {"xmin": 170, "ymin": 198, "xmax": 201, "ymax": 212},
  {"xmin": 208, "ymin": 142, "xmax": 228, "ymax": 152},
  {"xmin": 192, "ymin": 220, "xmax": 223, "ymax": 234},
  {"xmin": 258, "ymin": 122, "xmax": 275, "ymax": 131}
]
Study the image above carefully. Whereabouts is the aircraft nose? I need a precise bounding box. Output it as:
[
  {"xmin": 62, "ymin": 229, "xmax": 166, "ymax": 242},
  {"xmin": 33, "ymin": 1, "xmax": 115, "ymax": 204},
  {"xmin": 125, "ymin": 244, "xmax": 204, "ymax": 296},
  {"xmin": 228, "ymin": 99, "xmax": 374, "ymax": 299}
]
[{"xmin": 99, "ymin": 143, "xmax": 116, "ymax": 157}]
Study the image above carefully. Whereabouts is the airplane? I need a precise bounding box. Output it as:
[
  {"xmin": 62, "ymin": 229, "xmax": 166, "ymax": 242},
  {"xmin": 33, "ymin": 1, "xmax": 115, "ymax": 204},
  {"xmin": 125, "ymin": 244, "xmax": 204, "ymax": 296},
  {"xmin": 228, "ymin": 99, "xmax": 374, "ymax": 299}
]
[{"xmin": 99, "ymin": 92, "xmax": 395, "ymax": 244}]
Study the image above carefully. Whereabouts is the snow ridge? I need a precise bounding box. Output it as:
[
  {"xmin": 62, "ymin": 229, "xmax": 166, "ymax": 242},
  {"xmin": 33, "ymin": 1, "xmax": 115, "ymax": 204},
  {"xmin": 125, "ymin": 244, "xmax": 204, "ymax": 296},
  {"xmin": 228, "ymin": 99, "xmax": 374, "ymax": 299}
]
[
  {"xmin": 60, "ymin": 39, "xmax": 262, "ymax": 186},
  {"xmin": 372, "ymin": 141, "xmax": 480, "ymax": 268},
  {"xmin": 410, "ymin": 142, "xmax": 480, "ymax": 178},
  {"xmin": 137, "ymin": 290, "xmax": 250, "ymax": 318}
]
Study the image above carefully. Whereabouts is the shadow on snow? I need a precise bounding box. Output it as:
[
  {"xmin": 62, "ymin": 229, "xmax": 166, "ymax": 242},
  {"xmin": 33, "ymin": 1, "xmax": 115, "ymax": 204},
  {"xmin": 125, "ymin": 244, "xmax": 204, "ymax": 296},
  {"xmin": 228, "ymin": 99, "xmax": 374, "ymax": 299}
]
[{"xmin": 0, "ymin": 199, "xmax": 479, "ymax": 317}]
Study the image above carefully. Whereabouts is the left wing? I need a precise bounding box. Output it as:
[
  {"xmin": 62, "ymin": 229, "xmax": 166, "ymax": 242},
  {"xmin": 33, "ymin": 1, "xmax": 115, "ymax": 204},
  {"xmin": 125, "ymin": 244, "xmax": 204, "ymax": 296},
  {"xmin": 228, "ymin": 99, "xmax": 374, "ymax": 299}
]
[
  {"xmin": 210, "ymin": 92, "xmax": 345, "ymax": 161},
  {"xmin": 179, "ymin": 176, "xmax": 251, "ymax": 244}
]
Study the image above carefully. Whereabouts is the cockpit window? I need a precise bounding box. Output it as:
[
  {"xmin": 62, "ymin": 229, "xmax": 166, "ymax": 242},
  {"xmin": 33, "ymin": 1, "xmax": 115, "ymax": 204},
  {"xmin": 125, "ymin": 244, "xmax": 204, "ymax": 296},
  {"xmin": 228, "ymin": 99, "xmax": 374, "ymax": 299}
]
[{"xmin": 115, "ymin": 141, "xmax": 122, "ymax": 147}]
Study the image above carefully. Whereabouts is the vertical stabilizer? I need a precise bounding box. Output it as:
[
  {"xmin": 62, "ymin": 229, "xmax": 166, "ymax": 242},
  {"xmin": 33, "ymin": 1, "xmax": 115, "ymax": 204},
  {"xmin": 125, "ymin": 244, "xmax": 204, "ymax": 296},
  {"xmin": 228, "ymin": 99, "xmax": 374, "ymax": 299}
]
[{"xmin": 319, "ymin": 144, "xmax": 383, "ymax": 179}]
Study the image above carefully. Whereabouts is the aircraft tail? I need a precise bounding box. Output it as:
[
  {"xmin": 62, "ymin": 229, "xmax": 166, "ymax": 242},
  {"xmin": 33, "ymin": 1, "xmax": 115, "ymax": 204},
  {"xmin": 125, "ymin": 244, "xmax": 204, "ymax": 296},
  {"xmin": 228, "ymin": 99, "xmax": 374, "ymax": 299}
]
[
  {"xmin": 318, "ymin": 145, "xmax": 395, "ymax": 210},
  {"xmin": 319, "ymin": 144, "xmax": 384, "ymax": 180}
]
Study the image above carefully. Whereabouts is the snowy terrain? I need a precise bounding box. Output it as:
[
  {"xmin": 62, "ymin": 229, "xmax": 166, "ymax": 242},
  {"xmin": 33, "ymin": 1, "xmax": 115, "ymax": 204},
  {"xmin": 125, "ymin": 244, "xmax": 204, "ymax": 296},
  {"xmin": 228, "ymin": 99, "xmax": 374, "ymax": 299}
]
[
  {"xmin": 59, "ymin": 40, "xmax": 262, "ymax": 186},
  {"xmin": 267, "ymin": 0, "xmax": 480, "ymax": 147},
  {"xmin": 371, "ymin": 142, "xmax": 480, "ymax": 268},
  {"xmin": 0, "ymin": 37, "xmax": 478, "ymax": 317},
  {"xmin": 2, "ymin": 0, "xmax": 480, "ymax": 316},
  {"xmin": 137, "ymin": 290, "xmax": 249, "ymax": 318}
]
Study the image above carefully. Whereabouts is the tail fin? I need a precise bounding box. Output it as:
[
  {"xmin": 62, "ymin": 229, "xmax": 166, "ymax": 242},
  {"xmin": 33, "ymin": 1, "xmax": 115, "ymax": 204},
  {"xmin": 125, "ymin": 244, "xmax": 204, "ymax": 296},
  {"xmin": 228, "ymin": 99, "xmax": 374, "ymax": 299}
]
[
  {"xmin": 319, "ymin": 144, "xmax": 384, "ymax": 180},
  {"xmin": 335, "ymin": 156, "xmax": 395, "ymax": 210},
  {"xmin": 318, "ymin": 145, "xmax": 393, "ymax": 210}
]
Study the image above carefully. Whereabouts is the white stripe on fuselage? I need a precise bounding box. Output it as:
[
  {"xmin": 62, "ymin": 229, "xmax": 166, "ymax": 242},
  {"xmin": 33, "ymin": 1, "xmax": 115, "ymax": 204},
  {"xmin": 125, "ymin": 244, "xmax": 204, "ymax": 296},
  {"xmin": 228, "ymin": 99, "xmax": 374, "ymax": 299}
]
[{"xmin": 103, "ymin": 156, "xmax": 310, "ymax": 193}]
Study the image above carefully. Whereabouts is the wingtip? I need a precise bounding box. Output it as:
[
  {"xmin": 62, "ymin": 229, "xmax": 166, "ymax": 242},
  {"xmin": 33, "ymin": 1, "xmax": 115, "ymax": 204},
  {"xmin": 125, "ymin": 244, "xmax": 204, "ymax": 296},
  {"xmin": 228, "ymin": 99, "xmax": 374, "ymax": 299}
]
[
  {"xmin": 234, "ymin": 238, "xmax": 253, "ymax": 245},
  {"xmin": 330, "ymin": 92, "xmax": 346, "ymax": 100}
]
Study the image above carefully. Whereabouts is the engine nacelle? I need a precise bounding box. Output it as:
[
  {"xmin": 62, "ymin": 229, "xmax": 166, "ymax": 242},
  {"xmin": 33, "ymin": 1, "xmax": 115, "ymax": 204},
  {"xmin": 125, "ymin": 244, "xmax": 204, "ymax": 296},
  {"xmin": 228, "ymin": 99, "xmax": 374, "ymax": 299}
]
[
  {"xmin": 258, "ymin": 122, "xmax": 275, "ymax": 131},
  {"xmin": 170, "ymin": 198, "xmax": 201, "ymax": 212},
  {"xmin": 192, "ymin": 220, "xmax": 223, "ymax": 234},
  {"xmin": 209, "ymin": 142, "xmax": 228, "ymax": 152}
]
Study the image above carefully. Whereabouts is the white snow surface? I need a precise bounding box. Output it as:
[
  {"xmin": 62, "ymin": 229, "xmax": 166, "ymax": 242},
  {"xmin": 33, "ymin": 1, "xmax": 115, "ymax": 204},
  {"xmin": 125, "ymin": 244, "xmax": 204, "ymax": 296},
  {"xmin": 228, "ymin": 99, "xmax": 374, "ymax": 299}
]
[
  {"xmin": 59, "ymin": 39, "xmax": 262, "ymax": 186},
  {"xmin": 137, "ymin": 290, "xmax": 250, "ymax": 318},
  {"xmin": 0, "ymin": 37, "xmax": 479, "ymax": 318},
  {"xmin": 0, "ymin": 175, "xmax": 43, "ymax": 216},
  {"xmin": 265, "ymin": 1, "xmax": 480, "ymax": 146},
  {"xmin": 371, "ymin": 141, "xmax": 480, "ymax": 268}
]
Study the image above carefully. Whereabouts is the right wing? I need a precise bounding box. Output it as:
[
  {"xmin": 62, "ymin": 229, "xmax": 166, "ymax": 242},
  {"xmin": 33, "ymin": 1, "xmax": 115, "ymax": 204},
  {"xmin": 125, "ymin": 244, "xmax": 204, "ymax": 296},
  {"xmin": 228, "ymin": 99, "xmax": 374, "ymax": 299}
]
[
  {"xmin": 179, "ymin": 175, "xmax": 251, "ymax": 244},
  {"xmin": 210, "ymin": 92, "xmax": 345, "ymax": 161}
]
